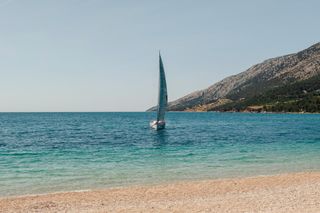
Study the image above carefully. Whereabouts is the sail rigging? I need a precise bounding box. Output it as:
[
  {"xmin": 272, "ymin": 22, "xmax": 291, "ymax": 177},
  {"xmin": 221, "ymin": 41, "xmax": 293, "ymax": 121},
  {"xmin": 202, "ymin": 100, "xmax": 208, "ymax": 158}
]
[{"xmin": 157, "ymin": 53, "xmax": 168, "ymax": 122}]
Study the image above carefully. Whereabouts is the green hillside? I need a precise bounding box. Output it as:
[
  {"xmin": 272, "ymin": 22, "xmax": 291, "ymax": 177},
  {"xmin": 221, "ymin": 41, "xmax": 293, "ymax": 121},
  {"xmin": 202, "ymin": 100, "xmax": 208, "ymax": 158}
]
[{"xmin": 213, "ymin": 74, "xmax": 320, "ymax": 113}]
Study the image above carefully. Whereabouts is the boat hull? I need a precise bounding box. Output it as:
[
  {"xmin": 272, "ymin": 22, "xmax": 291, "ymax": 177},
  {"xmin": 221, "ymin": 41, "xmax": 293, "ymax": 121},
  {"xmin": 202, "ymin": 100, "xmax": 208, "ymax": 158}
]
[{"xmin": 150, "ymin": 120, "xmax": 166, "ymax": 130}]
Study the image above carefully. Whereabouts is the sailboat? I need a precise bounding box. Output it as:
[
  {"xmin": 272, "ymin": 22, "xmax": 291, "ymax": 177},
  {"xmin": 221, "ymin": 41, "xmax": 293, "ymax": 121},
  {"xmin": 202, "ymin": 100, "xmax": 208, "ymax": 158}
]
[{"xmin": 150, "ymin": 53, "xmax": 168, "ymax": 130}]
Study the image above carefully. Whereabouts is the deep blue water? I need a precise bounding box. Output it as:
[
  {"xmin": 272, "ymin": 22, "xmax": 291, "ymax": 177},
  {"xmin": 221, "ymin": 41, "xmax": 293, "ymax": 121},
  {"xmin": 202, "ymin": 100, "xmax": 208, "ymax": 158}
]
[{"xmin": 0, "ymin": 112, "xmax": 319, "ymax": 196}]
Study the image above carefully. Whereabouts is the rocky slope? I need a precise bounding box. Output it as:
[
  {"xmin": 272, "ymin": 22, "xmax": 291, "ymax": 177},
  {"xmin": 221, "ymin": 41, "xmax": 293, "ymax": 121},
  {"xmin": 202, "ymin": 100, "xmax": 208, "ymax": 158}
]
[{"xmin": 148, "ymin": 42, "xmax": 320, "ymax": 112}]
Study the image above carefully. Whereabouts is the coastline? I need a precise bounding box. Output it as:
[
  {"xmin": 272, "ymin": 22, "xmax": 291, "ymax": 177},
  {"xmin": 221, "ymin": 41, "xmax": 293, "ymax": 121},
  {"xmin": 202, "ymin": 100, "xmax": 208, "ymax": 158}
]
[
  {"xmin": 178, "ymin": 110, "xmax": 320, "ymax": 114},
  {"xmin": 153, "ymin": 110, "xmax": 320, "ymax": 114},
  {"xmin": 1, "ymin": 172, "xmax": 319, "ymax": 212}
]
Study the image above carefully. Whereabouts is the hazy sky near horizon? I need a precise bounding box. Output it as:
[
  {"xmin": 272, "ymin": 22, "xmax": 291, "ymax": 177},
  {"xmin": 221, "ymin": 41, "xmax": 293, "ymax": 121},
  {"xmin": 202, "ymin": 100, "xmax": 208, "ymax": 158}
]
[{"xmin": 0, "ymin": 0, "xmax": 319, "ymax": 112}]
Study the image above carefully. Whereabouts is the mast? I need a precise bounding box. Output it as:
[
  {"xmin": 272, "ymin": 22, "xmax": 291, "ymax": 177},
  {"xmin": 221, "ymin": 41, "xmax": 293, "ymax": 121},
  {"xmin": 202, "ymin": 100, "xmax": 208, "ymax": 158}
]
[{"xmin": 156, "ymin": 52, "xmax": 168, "ymax": 121}]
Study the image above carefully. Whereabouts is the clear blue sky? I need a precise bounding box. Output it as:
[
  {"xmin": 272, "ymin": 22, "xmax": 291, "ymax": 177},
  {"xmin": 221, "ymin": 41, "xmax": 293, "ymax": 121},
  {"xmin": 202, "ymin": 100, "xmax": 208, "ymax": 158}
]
[{"xmin": 0, "ymin": 0, "xmax": 319, "ymax": 112}]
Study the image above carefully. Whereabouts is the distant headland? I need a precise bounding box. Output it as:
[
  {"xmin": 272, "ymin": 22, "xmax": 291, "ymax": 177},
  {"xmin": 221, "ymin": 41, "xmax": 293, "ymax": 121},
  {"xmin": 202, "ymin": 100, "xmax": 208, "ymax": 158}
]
[{"xmin": 148, "ymin": 42, "xmax": 320, "ymax": 113}]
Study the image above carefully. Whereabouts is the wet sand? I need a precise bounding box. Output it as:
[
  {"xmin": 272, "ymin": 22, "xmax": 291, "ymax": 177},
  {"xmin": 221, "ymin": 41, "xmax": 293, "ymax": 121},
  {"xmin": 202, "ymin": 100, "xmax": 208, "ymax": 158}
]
[{"xmin": 1, "ymin": 172, "xmax": 319, "ymax": 213}]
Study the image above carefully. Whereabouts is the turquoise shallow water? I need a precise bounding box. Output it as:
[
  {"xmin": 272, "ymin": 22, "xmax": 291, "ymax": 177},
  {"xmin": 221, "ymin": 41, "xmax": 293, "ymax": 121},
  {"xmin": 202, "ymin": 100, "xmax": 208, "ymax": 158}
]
[{"xmin": 0, "ymin": 112, "xmax": 319, "ymax": 197}]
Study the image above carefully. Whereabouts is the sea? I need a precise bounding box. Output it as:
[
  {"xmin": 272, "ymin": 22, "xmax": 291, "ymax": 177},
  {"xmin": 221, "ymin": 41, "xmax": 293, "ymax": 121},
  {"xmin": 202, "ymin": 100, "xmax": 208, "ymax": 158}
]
[{"xmin": 0, "ymin": 112, "xmax": 319, "ymax": 197}]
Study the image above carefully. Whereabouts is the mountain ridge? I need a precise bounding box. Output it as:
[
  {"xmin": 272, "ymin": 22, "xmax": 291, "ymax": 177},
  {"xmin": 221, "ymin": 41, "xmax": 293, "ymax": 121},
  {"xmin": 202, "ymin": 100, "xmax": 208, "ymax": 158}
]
[{"xmin": 147, "ymin": 42, "xmax": 320, "ymax": 112}]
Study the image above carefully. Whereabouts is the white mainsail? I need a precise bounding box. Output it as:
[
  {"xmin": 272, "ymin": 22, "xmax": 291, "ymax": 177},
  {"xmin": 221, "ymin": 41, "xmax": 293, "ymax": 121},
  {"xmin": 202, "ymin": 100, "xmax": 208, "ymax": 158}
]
[{"xmin": 157, "ymin": 53, "xmax": 168, "ymax": 122}]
